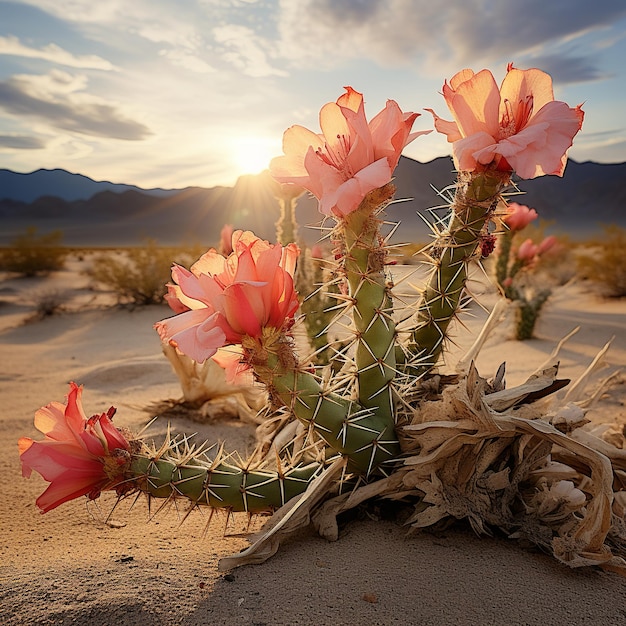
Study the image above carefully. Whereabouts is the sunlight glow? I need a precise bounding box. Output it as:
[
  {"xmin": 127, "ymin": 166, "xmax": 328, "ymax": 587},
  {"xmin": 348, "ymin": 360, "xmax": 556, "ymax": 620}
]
[{"xmin": 231, "ymin": 136, "xmax": 280, "ymax": 176}]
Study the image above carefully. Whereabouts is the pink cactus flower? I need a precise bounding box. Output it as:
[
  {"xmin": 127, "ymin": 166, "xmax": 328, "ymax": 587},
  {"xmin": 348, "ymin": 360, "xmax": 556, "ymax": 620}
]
[
  {"xmin": 504, "ymin": 202, "xmax": 538, "ymax": 231},
  {"xmin": 537, "ymin": 235, "xmax": 558, "ymax": 255},
  {"xmin": 212, "ymin": 347, "xmax": 254, "ymax": 385},
  {"xmin": 427, "ymin": 64, "xmax": 584, "ymax": 179},
  {"xmin": 516, "ymin": 238, "xmax": 539, "ymax": 263},
  {"xmin": 18, "ymin": 382, "xmax": 131, "ymax": 513},
  {"xmin": 155, "ymin": 230, "xmax": 300, "ymax": 363},
  {"xmin": 164, "ymin": 283, "xmax": 190, "ymax": 314},
  {"xmin": 219, "ymin": 224, "xmax": 234, "ymax": 255},
  {"xmin": 270, "ymin": 86, "xmax": 429, "ymax": 217},
  {"xmin": 310, "ymin": 244, "xmax": 324, "ymax": 259}
]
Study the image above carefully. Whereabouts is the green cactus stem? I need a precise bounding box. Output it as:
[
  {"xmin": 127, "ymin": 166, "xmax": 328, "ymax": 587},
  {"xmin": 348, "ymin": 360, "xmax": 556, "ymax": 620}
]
[
  {"xmin": 128, "ymin": 442, "xmax": 322, "ymax": 513},
  {"xmin": 334, "ymin": 184, "xmax": 398, "ymax": 429},
  {"xmin": 242, "ymin": 327, "xmax": 400, "ymax": 476},
  {"xmin": 494, "ymin": 228, "xmax": 514, "ymax": 288},
  {"xmin": 513, "ymin": 288, "xmax": 551, "ymax": 340},
  {"xmin": 408, "ymin": 170, "xmax": 510, "ymax": 372},
  {"xmin": 294, "ymin": 247, "xmax": 337, "ymax": 365},
  {"xmin": 275, "ymin": 194, "xmax": 298, "ymax": 246}
]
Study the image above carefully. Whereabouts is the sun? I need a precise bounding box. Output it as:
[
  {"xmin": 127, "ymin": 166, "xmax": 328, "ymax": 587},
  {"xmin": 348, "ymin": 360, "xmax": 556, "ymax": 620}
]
[{"xmin": 231, "ymin": 136, "xmax": 281, "ymax": 177}]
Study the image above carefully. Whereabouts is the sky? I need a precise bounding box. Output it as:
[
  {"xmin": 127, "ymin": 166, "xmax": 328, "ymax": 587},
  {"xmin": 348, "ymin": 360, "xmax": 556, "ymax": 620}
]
[{"xmin": 1, "ymin": 0, "xmax": 625, "ymax": 190}]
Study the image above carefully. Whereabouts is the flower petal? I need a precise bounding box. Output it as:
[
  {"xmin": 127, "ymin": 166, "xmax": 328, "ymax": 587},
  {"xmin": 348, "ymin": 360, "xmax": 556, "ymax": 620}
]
[
  {"xmin": 499, "ymin": 101, "xmax": 584, "ymax": 178},
  {"xmin": 445, "ymin": 68, "xmax": 501, "ymax": 138}
]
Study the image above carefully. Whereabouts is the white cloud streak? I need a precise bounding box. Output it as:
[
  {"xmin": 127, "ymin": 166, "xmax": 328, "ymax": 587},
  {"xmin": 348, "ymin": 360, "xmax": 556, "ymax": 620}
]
[
  {"xmin": 213, "ymin": 24, "xmax": 287, "ymax": 77},
  {"xmin": 0, "ymin": 71, "xmax": 151, "ymax": 140},
  {"xmin": 0, "ymin": 35, "xmax": 116, "ymax": 70}
]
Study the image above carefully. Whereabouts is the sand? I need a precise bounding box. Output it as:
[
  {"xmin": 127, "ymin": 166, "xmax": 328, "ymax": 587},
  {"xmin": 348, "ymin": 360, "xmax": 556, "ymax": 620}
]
[{"xmin": 2, "ymin": 256, "xmax": 626, "ymax": 625}]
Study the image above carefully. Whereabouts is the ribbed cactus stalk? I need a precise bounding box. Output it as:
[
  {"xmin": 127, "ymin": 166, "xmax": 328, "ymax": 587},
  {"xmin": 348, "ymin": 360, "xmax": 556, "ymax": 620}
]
[
  {"xmin": 407, "ymin": 170, "xmax": 509, "ymax": 372},
  {"xmin": 275, "ymin": 192, "xmax": 298, "ymax": 246},
  {"xmin": 293, "ymin": 246, "xmax": 336, "ymax": 364},
  {"xmin": 494, "ymin": 226, "xmax": 514, "ymax": 288},
  {"xmin": 241, "ymin": 325, "xmax": 400, "ymax": 476},
  {"xmin": 339, "ymin": 184, "xmax": 398, "ymax": 426},
  {"xmin": 513, "ymin": 289, "xmax": 551, "ymax": 340},
  {"xmin": 128, "ymin": 440, "xmax": 322, "ymax": 513}
]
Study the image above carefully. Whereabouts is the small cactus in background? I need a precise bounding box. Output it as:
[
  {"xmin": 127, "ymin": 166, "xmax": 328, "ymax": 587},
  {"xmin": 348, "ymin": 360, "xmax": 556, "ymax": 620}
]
[
  {"xmin": 493, "ymin": 201, "xmax": 559, "ymax": 340},
  {"xmin": 264, "ymin": 173, "xmax": 338, "ymax": 364},
  {"xmin": 27, "ymin": 67, "xmax": 626, "ymax": 577}
]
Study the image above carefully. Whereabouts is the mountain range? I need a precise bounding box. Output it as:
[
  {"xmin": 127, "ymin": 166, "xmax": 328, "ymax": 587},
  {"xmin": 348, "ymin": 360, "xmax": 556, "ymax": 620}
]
[{"xmin": 1, "ymin": 157, "xmax": 624, "ymax": 247}]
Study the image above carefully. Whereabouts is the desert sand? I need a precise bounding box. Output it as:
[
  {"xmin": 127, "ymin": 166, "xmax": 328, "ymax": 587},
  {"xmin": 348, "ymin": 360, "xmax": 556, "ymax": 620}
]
[{"xmin": 2, "ymin": 255, "xmax": 626, "ymax": 625}]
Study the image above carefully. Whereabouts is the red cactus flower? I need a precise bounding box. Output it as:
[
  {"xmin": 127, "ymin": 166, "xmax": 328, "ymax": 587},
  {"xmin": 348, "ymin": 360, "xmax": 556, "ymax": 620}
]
[
  {"xmin": 18, "ymin": 382, "xmax": 131, "ymax": 513},
  {"xmin": 155, "ymin": 230, "xmax": 300, "ymax": 363}
]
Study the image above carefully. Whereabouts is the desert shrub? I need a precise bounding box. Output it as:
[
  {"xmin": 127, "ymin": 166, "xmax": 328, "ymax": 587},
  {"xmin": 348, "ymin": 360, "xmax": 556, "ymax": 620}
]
[
  {"xmin": 86, "ymin": 239, "xmax": 204, "ymax": 306},
  {"xmin": 0, "ymin": 227, "xmax": 67, "ymax": 276},
  {"xmin": 577, "ymin": 225, "xmax": 626, "ymax": 297},
  {"xmin": 25, "ymin": 288, "xmax": 68, "ymax": 322}
]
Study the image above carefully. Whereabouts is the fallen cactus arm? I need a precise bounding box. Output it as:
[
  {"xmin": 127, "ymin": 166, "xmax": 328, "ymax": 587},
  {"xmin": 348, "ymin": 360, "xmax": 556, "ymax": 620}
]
[
  {"xmin": 18, "ymin": 381, "xmax": 324, "ymax": 514},
  {"xmin": 128, "ymin": 439, "xmax": 322, "ymax": 514}
]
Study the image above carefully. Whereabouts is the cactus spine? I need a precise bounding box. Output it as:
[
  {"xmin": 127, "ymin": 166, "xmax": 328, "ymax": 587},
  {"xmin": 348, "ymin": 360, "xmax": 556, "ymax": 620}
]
[{"xmin": 407, "ymin": 170, "xmax": 509, "ymax": 371}]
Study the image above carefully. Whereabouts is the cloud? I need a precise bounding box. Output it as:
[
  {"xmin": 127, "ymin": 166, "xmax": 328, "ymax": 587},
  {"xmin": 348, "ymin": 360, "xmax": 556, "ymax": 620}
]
[
  {"xmin": 15, "ymin": 0, "xmax": 132, "ymax": 24},
  {"xmin": 158, "ymin": 48, "xmax": 216, "ymax": 74},
  {"xmin": 0, "ymin": 71, "xmax": 151, "ymax": 140},
  {"xmin": 0, "ymin": 35, "xmax": 116, "ymax": 70},
  {"xmin": 569, "ymin": 135, "xmax": 626, "ymax": 164},
  {"xmin": 444, "ymin": 1, "xmax": 626, "ymax": 61},
  {"xmin": 521, "ymin": 54, "xmax": 611, "ymax": 84},
  {"xmin": 277, "ymin": 0, "xmax": 626, "ymax": 82},
  {"xmin": 0, "ymin": 134, "xmax": 46, "ymax": 149},
  {"xmin": 213, "ymin": 24, "xmax": 287, "ymax": 77}
]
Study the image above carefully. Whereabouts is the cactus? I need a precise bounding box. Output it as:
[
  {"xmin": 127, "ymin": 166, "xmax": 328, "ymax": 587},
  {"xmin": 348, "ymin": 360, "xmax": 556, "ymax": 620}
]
[
  {"xmin": 24, "ymin": 67, "xmax": 617, "ymax": 575},
  {"xmin": 511, "ymin": 288, "xmax": 551, "ymax": 340},
  {"xmin": 339, "ymin": 184, "xmax": 398, "ymax": 425},
  {"xmin": 240, "ymin": 327, "xmax": 400, "ymax": 476},
  {"xmin": 129, "ymin": 438, "xmax": 322, "ymax": 514},
  {"xmin": 406, "ymin": 170, "xmax": 509, "ymax": 372},
  {"xmin": 492, "ymin": 202, "xmax": 558, "ymax": 340}
]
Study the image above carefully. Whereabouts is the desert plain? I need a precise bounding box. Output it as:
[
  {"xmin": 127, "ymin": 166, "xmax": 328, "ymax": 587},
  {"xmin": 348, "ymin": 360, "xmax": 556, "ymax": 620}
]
[{"xmin": 1, "ymin": 254, "xmax": 626, "ymax": 625}]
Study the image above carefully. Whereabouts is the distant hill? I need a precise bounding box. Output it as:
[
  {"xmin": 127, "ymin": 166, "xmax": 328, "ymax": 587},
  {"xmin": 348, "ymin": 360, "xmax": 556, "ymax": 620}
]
[
  {"xmin": 0, "ymin": 168, "xmax": 180, "ymax": 203},
  {"xmin": 1, "ymin": 157, "xmax": 624, "ymax": 247}
]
